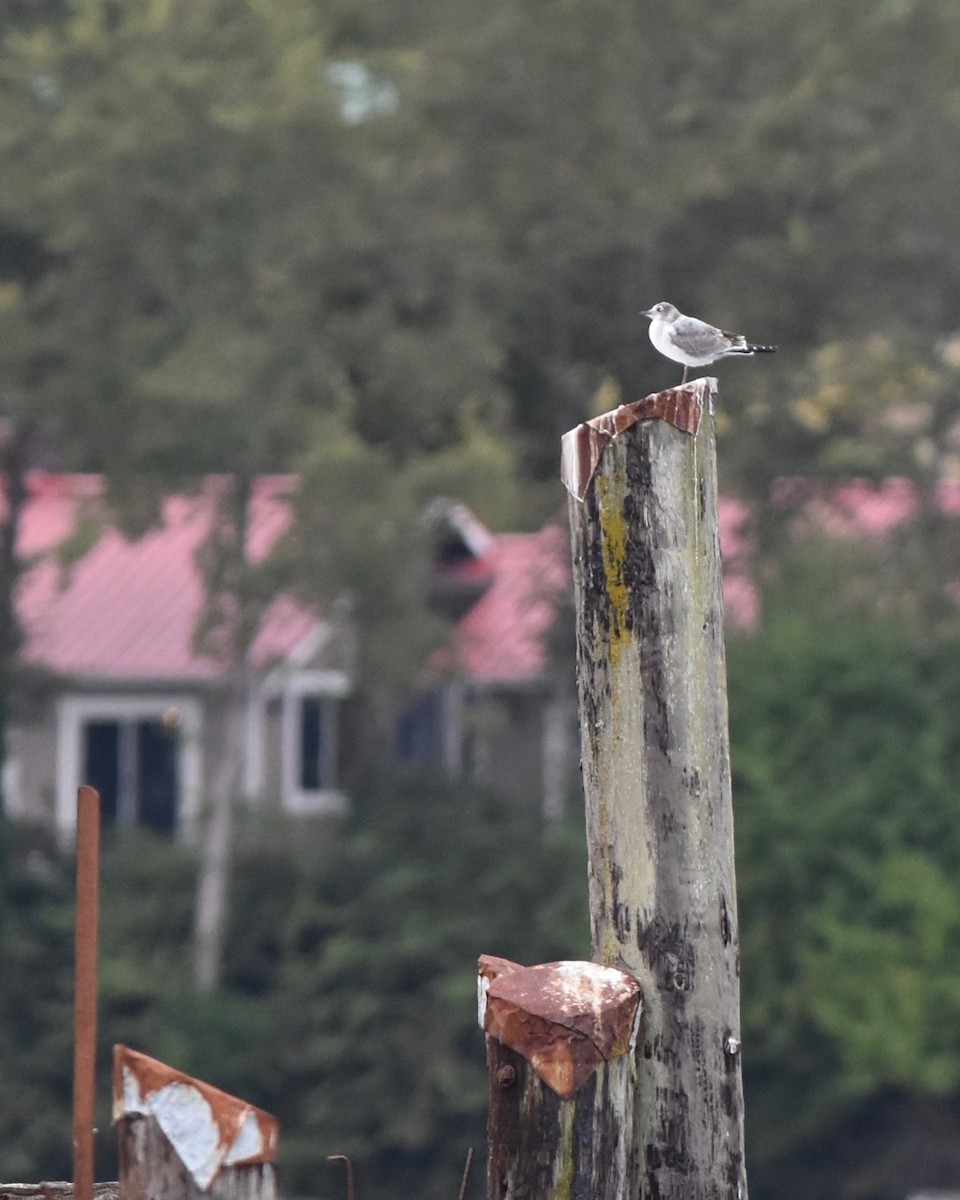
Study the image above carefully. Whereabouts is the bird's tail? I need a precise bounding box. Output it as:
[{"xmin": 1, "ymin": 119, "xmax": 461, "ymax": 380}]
[{"xmin": 744, "ymin": 343, "xmax": 776, "ymax": 355}]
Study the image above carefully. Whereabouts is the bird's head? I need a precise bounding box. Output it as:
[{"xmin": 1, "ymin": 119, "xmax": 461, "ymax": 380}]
[{"xmin": 641, "ymin": 302, "xmax": 677, "ymax": 320}]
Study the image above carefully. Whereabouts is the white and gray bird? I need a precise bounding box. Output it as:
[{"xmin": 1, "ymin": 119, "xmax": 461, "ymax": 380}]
[{"xmin": 642, "ymin": 301, "xmax": 776, "ymax": 384}]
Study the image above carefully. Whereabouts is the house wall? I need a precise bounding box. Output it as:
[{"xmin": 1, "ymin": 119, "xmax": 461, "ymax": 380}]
[
  {"xmin": 8, "ymin": 665, "xmax": 351, "ymax": 837},
  {"xmin": 8, "ymin": 699, "xmax": 58, "ymax": 827},
  {"xmin": 261, "ymin": 694, "xmax": 285, "ymax": 807},
  {"xmin": 9, "ymin": 684, "xmax": 214, "ymax": 837},
  {"xmin": 11, "ymin": 667, "xmax": 571, "ymax": 833},
  {"xmin": 469, "ymin": 692, "xmax": 541, "ymax": 803},
  {"xmin": 467, "ymin": 687, "xmax": 580, "ymax": 816}
]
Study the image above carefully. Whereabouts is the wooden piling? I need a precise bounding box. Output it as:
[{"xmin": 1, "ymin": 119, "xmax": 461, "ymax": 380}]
[{"xmin": 565, "ymin": 379, "xmax": 748, "ymax": 1199}]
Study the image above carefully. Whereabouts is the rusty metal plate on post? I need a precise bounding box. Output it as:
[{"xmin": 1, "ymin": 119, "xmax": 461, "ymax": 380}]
[
  {"xmin": 478, "ymin": 958, "xmax": 642, "ymax": 1098},
  {"xmin": 113, "ymin": 1046, "xmax": 278, "ymax": 1191},
  {"xmin": 561, "ymin": 379, "xmax": 715, "ymax": 501}
]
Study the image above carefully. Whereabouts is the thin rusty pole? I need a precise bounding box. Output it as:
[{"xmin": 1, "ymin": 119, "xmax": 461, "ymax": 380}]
[
  {"xmin": 73, "ymin": 786, "xmax": 101, "ymax": 1200},
  {"xmin": 457, "ymin": 1148, "xmax": 474, "ymax": 1200},
  {"xmin": 327, "ymin": 1156, "xmax": 356, "ymax": 1200}
]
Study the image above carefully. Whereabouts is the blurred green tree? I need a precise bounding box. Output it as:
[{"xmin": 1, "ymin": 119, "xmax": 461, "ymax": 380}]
[{"xmin": 729, "ymin": 579, "xmax": 960, "ymax": 1199}]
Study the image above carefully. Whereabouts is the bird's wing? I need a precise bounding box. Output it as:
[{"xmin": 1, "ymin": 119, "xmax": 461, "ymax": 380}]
[{"xmin": 672, "ymin": 315, "xmax": 735, "ymax": 354}]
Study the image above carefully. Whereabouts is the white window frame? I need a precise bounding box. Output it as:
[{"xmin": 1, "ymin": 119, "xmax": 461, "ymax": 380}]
[
  {"xmin": 279, "ymin": 669, "xmax": 350, "ymax": 815},
  {"xmin": 55, "ymin": 693, "xmax": 203, "ymax": 840}
]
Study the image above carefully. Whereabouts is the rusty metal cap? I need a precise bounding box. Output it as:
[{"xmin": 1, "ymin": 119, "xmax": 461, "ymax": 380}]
[
  {"xmin": 561, "ymin": 379, "xmax": 715, "ymax": 501},
  {"xmin": 113, "ymin": 1045, "xmax": 278, "ymax": 1191},
  {"xmin": 477, "ymin": 958, "xmax": 642, "ymax": 1099}
]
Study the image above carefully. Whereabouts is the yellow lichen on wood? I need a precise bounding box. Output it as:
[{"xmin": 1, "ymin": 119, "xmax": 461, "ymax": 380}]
[
  {"xmin": 595, "ymin": 472, "xmax": 632, "ymax": 670},
  {"xmin": 551, "ymin": 1103, "xmax": 576, "ymax": 1200}
]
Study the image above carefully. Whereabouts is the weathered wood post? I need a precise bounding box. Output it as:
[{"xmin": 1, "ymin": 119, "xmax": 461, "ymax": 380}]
[
  {"xmin": 0, "ymin": 1187, "xmax": 118, "ymax": 1200},
  {"xmin": 564, "ymin": 379, "xmax": 747, "ymax": 1199}
]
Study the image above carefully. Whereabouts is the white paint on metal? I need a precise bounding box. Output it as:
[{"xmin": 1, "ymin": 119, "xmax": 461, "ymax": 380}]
[
  {"xmin": 150, "ymin": 1082, "xmax": 222, "ymax": 1191},
  {"xmin": 477, "ymin": 972, "xmax": 491, "ymax": 1028},
  {"xmin": 118, "ymin": 1065, "xmax": 270, "ymax": 1191},
  {"xmin": 223, "ymin": 1110, "xmax": 269, "ymax": 1167}
]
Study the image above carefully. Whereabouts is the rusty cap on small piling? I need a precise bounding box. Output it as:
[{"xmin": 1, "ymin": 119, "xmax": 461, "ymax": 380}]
[
  {"xmin": 113, "ymin": 1045, "xmax": 278, "ymax": 1191},
  {"xmin": 478, "ymin": 956, "xmax": 642, "ymax": 1099},
  {"xmin": 561, "ymin": 379, "xmax": 715, "ymax": 501}
]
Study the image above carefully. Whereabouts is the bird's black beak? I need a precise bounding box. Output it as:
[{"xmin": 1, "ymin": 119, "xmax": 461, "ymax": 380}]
[{"xmin": 640, "ymin": 308, "xmax": 655, "ymax": 319}]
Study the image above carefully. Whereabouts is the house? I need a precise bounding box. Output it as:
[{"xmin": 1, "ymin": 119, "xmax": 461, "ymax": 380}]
[
  {"xmin": 402, "ymin": 500, "xmax": 578, "ymax": 818},
  {"xmin": 6, "ymin": 476, "xmax": 589, "ymax": 835},
  {"xmin": 0, "ymin": 475, "xmax": 765, "ymax": 836},
  {"xmin": 6, "ymin": 474, "xmax": 353, "ymax": 839},
  {"xmin": 8, "ymin": 470, "xmax": 914, "ymax": 837}
]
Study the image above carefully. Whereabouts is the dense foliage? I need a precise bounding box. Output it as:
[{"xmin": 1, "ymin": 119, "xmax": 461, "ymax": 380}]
[
  {"xmin": 729, "ymin": 604, "xmax": 960, "ymax": 1198},
  {"xmin": 4, "ymin": 0, "xmax": 960, "ymax": 496}
]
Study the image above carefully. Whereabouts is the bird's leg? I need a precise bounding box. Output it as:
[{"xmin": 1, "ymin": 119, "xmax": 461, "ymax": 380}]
[{"xmin": 681, "ymin": 365, "xmax": 689, "ymax": 385}]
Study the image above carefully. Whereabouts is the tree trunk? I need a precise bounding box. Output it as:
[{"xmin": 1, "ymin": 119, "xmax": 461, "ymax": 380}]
[
  {"xmin": 192, "ymin": 671, "xmax": 245, "ymax": 994},
  {"xmin": 192, "ymin": 473, "xmax": 255, "ymax": 995}
]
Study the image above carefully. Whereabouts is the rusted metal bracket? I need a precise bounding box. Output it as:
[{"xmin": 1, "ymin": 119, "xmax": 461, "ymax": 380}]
[
  {"xmin": 561, "ymin": 378, "xmax": 716, "ymax": 501},
  {"xmin": 325, "ymin": 1148, "xmax": 474, "ymax": 1200},
  {"xmin": 326, "ymin": 1157, "xmax": 356, "ymax": 1200}
]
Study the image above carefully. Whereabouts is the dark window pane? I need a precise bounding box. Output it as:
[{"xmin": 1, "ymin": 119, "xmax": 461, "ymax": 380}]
[
  {"xmin": 300, "ymin": 696, "xmax": 324, "ymax": 790},
  {"xmin": 84, "ymin": 721, "xmax": 119, "ymax": 825},
  {"xmin": 137, "ymin": 720, "xmax": 178, "ymax": 835},
  {"xmin": 395, "ymin": 693, "xmax": 439, "ymax": 763}
]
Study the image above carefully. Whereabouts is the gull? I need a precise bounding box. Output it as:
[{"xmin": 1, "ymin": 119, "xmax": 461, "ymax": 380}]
[{"xmin": 642, "ymin": 301, "xmax": 776, "ymax": 384}]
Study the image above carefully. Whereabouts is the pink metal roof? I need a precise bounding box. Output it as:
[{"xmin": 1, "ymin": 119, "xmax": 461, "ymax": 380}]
[
  {"xmin": 441, "ymin": 479, "xmax": 960, "ymax": 673},
  {"xmin": 11, "ymin": 472, "xmax": 950, "ymax": 689},
  {"xmin": 15, "ymin": 473, "xmax": 319, "ymax": 681},
  {"xmin": 440, "ymin": 502, "xmax": 760, "ymax": 682},
  {"xmin": 445, "ymin": 525, "xmax": 570, "ymax": 682},
  {"xmin": 771, "ymin": 476, "xmax": 960, "ymax": 537}
]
